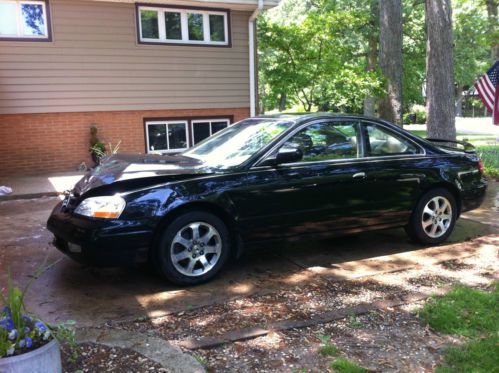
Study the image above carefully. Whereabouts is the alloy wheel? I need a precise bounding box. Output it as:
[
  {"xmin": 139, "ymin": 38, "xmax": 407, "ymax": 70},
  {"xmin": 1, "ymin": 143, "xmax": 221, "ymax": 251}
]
[
  {"xmin": 170, "ymin": 222, "xmax": 222, "ymax": 277},
  {"xmin": 421, "ymin": 196, "xmax": 453, "ymax": 238}
]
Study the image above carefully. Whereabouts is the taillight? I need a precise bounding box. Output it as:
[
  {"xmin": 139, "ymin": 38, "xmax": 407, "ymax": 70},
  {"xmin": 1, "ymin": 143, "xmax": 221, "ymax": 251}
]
[{"xmin": 478, "ymin": 159, "xmax": 484, "ymax": 175}]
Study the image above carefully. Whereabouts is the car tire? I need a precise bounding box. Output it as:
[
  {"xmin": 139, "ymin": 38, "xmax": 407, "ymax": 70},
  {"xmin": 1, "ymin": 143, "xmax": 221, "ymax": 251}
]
[
  {"xmin": 153, "ymin": 211, "xmax": 230, "ymax": 286},
  {"xmin": 405, "ymin": 188, "xmax": 458, "ymax": 245}
]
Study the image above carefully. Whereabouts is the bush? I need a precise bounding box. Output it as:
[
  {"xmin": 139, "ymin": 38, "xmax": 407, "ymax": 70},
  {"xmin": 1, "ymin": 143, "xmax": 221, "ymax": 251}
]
[{"xmin": 476, "ymin": 144, "xmax": 499, "ymax": 178}]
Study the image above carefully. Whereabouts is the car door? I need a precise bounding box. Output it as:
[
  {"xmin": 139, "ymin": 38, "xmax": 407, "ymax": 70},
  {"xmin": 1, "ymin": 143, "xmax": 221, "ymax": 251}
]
[
  {"xmin": 233, "ymin": 119, "xmax": 372, "ymax": 242},
  {"xmin": 357, "ymin": 121, "xmax": 426, "ymax": 225}
]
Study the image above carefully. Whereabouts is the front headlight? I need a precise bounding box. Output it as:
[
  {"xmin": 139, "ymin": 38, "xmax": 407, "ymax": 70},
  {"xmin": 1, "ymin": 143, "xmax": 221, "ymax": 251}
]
[{"xmin": 74, "ymin": 195, "xmax": 126, "ymax": 219}]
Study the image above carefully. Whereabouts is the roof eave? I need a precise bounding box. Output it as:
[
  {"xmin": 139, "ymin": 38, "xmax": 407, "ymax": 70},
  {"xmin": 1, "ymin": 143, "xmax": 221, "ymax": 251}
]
[{"xmin": 86, "ymin": 0, "xmax": 280, "ymax": 11}]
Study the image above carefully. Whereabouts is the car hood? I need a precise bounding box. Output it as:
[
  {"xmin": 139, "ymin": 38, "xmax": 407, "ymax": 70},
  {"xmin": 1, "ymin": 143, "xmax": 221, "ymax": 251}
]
[{"xmin": 73, "ymin": 153, "xmax": 212, "ymax": 195}]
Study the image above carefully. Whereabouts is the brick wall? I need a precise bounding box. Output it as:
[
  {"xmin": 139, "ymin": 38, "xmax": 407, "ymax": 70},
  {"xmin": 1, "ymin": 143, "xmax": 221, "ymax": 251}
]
[{"xmin": 0, "ymin": 108, "xmax": 250, "ymax": 176}]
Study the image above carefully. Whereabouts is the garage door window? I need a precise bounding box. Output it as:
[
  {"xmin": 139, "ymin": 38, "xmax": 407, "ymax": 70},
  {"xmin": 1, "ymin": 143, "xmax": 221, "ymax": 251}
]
[{"xmin": 146, "ymin": 121, "xmax": 188, "ymax": 154}]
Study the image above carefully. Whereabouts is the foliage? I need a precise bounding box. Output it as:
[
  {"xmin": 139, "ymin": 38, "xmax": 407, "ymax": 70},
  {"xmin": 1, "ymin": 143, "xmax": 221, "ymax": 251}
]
[
  {"xmin": 258, "ymin": 1, "xmax": 383, "ymax": 113},
  {"xmin": 319, "ymin": 344, "xmax": 339, "ymax": 357},
  {"xmin": 0, "ymin": 279, "xmax": 52, "ymax": 358},
  {"xmin": 330, "ymin": 357, "xmax": 367, "ymax": 373},
  {"xmin": 419, "ymin": 283, "xmax": 498, "ymax": 373},
  {"xmin": 453, "ymin": 0, "xmax": 491, "ymax": 89},
  {"xmin": 476, "ymin": 144, "xmax": 499, "ymax": 177},
  {"xmin": 419, "ymin": 284, "xmax": 498, "ymax": 336},
  {"xmin": 402, "ymin": 0, "xmax": 426, "ymax": 108},
  {"xmin": 317, "ymin": 334, "xmax": 339, "ymax": 356},
  {"xmin": 259, "ymin": 0, "xmax": 493, "ymax": 120},
  {"xmin": 89, "ymin": 125, "xmax": 106, "ymax": 156},
  {"xmin": 435, "ymin": 336, "xmax": 499, "ymax": 373},
  {"xmin": 0, "ymin": 266, "xmax": 76, "ymax": 359}
]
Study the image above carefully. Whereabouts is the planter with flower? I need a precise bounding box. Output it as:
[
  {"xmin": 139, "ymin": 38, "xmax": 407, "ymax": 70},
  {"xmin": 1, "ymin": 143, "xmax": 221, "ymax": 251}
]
[{"xmin": 0, "ymin": 277, "xmax": 76, "ymax": 373}]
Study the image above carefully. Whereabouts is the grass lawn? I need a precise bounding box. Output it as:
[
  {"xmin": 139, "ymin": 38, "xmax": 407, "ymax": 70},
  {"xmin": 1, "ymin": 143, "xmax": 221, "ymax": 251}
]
[
  {"xmin": 407, "ymin": 129, "xmax": 499, "ymax": 177},
  {"xmin": 419, "ymin": 283, "xmax": 499, "ymax": 373}
]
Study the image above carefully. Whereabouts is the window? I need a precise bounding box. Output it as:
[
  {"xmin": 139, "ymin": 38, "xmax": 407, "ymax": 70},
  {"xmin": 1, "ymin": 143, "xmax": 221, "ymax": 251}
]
[
  {"xmin": 146, "ymin": 121, "xmax": 188, "ymax": 154},
  {"xmin": 283, "ymin": 121, "xmax": 360, "ymax": 162},
  {"xmin": 363, "ymin": 123, "xmax": 419, "ymax": 156},
  {"xmin": 191, "ymin": 119, "xmax": 230, "ymax": 145},
  {"xmin": 137, "ymin": 5, "xmax": 229, "ymax": 46},
  {"xmin": 0, "ymin": 0, "xmax": 50, "ymax": 40}
]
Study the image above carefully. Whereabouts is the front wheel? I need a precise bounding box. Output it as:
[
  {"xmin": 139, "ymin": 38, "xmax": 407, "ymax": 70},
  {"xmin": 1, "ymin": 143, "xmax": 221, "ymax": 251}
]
[
  {"xmin": 153, "ymin": 211, "xmax": 231, "ymax": 285},
  {"xmin": 406, "ymin": 188, "xmax": 457, "ymax": 245}
]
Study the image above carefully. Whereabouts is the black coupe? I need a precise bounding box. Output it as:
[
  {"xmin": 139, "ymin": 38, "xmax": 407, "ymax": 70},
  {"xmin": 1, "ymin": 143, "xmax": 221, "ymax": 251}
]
[{"xmin": 47, "ymin": 114, "xmax": 487, "ymax": 285}]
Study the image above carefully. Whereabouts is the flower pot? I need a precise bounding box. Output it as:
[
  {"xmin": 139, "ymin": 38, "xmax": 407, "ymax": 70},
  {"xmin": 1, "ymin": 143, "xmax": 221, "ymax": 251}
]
[{"xmin": 0, "ymin": 339, "xmax": 61, "ymax": 373}]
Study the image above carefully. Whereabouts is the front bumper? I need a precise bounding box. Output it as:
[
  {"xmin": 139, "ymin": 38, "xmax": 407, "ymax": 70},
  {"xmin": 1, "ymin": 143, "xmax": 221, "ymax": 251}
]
[{"xmin": 47, "ymin": 201, "xmax": 155, "ymax": 266}]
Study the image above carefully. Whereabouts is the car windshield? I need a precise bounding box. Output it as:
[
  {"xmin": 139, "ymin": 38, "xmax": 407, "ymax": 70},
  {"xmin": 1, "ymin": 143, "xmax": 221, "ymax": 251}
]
[{"xmin": 183, "ymin": 118, "xmax": 293, "ymax": 169}]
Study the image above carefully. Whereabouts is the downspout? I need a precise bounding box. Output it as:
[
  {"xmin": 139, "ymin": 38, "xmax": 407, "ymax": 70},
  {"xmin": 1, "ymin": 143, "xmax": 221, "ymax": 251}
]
[{"xmin": 249, "ymin": 0, "xmax": 264, "ymax": 117}]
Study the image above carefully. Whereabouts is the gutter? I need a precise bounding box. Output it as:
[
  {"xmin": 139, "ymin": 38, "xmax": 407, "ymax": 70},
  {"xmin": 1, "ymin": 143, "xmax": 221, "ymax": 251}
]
[{"xmin": 249, "ymin": 0, "xmax": 264, "ymax": 117}]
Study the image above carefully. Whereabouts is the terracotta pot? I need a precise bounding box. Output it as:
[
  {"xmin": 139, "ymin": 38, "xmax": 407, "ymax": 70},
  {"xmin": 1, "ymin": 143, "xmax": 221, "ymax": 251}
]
[{"xmin": 0, "ymin": 339, "xmax": 61, "ymax": 373}]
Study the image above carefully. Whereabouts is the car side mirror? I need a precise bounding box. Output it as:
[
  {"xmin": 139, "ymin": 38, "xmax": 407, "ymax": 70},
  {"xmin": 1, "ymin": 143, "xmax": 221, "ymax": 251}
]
[{"xmin": 275, "ymin": 147, "xmax": 303, "ymax": 165}]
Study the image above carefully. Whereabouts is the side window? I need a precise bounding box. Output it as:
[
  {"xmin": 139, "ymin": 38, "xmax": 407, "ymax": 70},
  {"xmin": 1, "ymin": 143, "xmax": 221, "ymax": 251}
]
[
  {"xmin": 283, "ymin": 121, "xmax": 360, "ymax": 162},
  {"xmin": 363, "ymin": 123, "xmax": 419, "ymax": 156}
]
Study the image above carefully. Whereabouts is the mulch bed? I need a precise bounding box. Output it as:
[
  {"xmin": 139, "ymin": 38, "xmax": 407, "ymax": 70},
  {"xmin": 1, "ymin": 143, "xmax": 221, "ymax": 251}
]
[{"xmin": 61, "ymin": 342, "xmax": 168, "ymax": 373}]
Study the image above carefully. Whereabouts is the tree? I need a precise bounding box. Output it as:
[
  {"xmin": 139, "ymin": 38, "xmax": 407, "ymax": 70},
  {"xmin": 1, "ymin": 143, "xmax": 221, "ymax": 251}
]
[
  {"xmin": 258, "ymin": 5, "xmax": 383, "ymax": 113},
  {"xmin": 453, "ymin": 0, "xmax": 490, "ymax": 116},
  {"xmin": 425, "ymin": 0, "xmax": 456, "ymax": 140},
  {"xmin": 378, "ymin": 0, "xmax": 403, "ymax": 125},
  {"xmin": 485, "ymin": 0, "xmax": 498, "ymax": 60},
  {"xmin": 364, "ymin": 0, "xmax": 379, "ymax": 116}
]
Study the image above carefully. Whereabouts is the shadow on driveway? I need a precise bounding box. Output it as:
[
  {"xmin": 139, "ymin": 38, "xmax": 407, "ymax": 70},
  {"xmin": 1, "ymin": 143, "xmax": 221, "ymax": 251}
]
[{"xmin": 0, "ymin": 182, "xmax": 497, "ymax": 327}]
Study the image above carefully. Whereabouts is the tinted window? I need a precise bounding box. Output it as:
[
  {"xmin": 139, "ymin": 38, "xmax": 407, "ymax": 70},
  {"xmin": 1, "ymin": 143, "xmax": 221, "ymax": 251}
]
[
  {"xmin": 21, "ymin": 4, "xmax": 45, "ymax": 36},
  {"xmin": 168, "ymin": 122, "xmax": 187, "ymax": 149},
  {"xmin": 193, "ymin": 122, "xmax": 211, "ymax": 144},
  {"xmin": 209, "ymin": 14, "xmax": 225, "ymax": 42},
  {"xmin": 141, "ymin": 10, "xmax": 159, "ymax": 39},
  {"xmin": 147, "ymin": 124, "xmax": 167, "ymax": 152},
  {"xmin": 165, "ymin": 12, "xmax": 182, "ymax": 40},
  {"xmin": 188, "ymin": 13, "xmax": 204, "ymax": 41},
  {"xmin": 0, "ymin": 3, "xmax": 17, "ymax": 35},
  {"xmin": 283, "ymin": 121, "xmax": 360, "ymax": 162},
  {"xmin": 363, "ymin": 123, "xmax": 419, "ymax": 156},
  {"xmin": 147, "ymin": 121, "xmax": 188, "ymax": 153}
]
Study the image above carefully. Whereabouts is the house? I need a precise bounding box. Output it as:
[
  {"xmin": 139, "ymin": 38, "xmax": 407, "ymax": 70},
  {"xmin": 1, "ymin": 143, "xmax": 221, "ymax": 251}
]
[{"xmin": 0, "ymin": 0, "xmax": 279, "ymax": 175}]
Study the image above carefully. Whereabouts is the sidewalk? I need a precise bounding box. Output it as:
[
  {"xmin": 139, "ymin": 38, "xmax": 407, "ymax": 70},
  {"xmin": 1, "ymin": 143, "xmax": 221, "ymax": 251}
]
[{"xmin": 0, "ymin": 172, "xmax": 84, "ymax": 200}]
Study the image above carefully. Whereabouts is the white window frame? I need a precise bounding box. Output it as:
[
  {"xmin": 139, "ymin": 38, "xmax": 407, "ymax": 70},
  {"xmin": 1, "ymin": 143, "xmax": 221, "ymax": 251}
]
[
  {"xmin": 138, "ymin": 5, "xmax": 229, "ymax": 46},
  {"xmin": 0, "ymin": 0, "xmax": 49, "ymax": 39},
  {"xmin": 145, "ymin": 120, "xmax": 189, "ymax": 154},
  {"xmin": 191, "ymin": 119, "xmax": 231, "ymax": 145}
]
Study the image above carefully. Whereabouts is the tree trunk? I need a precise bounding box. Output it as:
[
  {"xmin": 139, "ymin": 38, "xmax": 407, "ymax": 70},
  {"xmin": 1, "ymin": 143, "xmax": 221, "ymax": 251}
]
[
  {"xmin": 279, "ymin": 93, "xmax": 286, "ymax": 112},
  {"xmin": 364, "ymin": 0, "xmax": 379, "ymax": 117},
  {"xmin": 486, "ymin": 0, "xmax": 498, "ymax": 61},
  {"xmin": 455, "ymin": 85, "xmax": 463, "ymax": 117},
  {"xmin": 378, "ymin": 0, "xmax": 403, "ymax": 125},
  {"xmin": 425, "ymin": 0, "xmax": 456, "ymax": 140}
]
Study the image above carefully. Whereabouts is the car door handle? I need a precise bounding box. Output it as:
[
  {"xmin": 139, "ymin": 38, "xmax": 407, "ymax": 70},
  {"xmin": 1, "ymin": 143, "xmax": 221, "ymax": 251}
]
[{"xmin": 352, "ymin": 172, "xmax": 366, "ymax": 179}]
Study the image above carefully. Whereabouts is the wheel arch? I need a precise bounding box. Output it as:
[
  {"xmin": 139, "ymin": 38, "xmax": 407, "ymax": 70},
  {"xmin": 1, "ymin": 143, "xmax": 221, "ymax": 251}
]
[
  {"xmin": 151, "ymin": 201, "xmax": 243, "ymax": 260},
  {"xmin": 420, "ymin": 182, "xmax": 462, "ymax": 217}
]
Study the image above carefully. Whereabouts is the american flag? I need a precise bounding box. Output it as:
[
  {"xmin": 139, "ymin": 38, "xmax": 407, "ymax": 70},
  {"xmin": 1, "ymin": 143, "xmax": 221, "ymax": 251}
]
[{"xmin": 474, "ymin": 60, "xmax": 499, "ymax": 125}]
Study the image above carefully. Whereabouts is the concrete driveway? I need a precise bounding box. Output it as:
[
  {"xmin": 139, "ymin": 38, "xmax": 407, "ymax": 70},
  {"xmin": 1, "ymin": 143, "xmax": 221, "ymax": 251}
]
[{"xmin": 0, "ymin": 182, "xmax": 497, "ymax": 327}]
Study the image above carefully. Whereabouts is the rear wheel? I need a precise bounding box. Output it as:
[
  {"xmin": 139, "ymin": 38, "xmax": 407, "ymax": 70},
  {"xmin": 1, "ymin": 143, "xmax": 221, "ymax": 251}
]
[
  {"xmin": 406, "ymin": 188, "xmax": 457, "ymax": 245},
  {"xmin": 153, "ymin": 211, "xmax": 230, "ymax": 285}
]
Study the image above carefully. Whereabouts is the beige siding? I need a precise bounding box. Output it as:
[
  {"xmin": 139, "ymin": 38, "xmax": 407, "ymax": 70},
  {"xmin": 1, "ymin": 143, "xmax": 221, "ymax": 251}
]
[{"xmin": 0, "ymin": 0, "xmax": 251, "ymax": 114}]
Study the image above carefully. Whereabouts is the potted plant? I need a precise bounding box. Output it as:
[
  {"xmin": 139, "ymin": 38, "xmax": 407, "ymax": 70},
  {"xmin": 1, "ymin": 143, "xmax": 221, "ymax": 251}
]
[
  {"xmin": 89, "ymin": 125, "xmax": 106, "ymax": 166},
  {"xmin": 0, "ymin": 275, "xmax": 76, "ymax": 373}
]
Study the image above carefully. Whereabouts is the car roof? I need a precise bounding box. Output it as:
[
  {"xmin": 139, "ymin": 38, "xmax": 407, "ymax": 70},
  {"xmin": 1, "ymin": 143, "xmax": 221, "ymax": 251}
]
[{"xmin": 253, "ymin": 112, "xmax": 382, "ymax": 124}]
